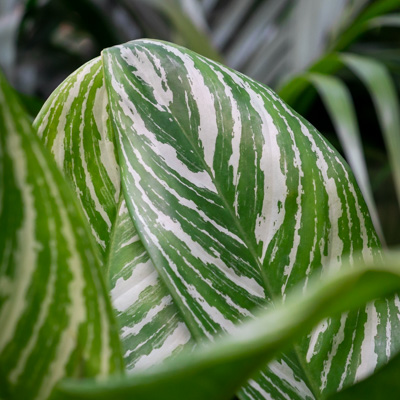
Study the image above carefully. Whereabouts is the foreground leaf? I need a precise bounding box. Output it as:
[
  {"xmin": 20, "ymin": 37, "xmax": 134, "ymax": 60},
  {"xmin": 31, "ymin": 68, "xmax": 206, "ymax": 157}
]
[
  {"xmin": 52, "ymin": 253, "xmax": 400, "ymax": 400},
  {"xmin": 0, "ymin": 72, "xmax": 123, "ymax": 400}
]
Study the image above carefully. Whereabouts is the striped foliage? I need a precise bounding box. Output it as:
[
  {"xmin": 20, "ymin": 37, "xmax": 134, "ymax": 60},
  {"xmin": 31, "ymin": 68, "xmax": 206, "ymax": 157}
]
[
  {"xmin": 0, "ymin": 72, "xmax": 123, "ymax": 400},
  {"xmin": 34, "ymin": 61, "xmax": 194, "ymax": 374},
  {"xmin": 108, "ymin": 197, "xmax": 194, "ymax": 370},
  {"xmin": 102, "ymin": 39, "xmax": 391, "ymax": 399},
  {"xmin": 34, "ymin": 57, "xmax": 120, "ymax": 255},
  {"xmin": 33, "ymin": 38, "xmax": 397, "ymax": 399}
]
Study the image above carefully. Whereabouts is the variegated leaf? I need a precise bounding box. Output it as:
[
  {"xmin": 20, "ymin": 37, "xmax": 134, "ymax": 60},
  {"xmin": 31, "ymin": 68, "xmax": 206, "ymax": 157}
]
[
  {"xmin": 108, "ymin": 197, "xmax": 194, "ymax": 370},
  {"xmin": 33, "ymin": 59, "xmax": 191, "ymax": 374},
  {"xmin": 33, "ymin": 38, "xmax": 397, "ymax": 399},
  {"xmin": 0, "ymin": 72, "xmax": 123, "ymax": 400},
  {"xmin": 102, "ymin": 39, "xmax": 393, "ymax": 399},
  {"xmin": 34, "ymin": 57, "xmax": 120, "ymax": 255}
]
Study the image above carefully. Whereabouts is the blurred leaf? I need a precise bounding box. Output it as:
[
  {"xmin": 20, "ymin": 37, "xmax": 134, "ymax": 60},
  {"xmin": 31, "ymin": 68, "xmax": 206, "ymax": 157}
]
[
  {"xmin": 52, "ymin": 252, "xmax": 400, "ymax": 400},
  {"xmin": 368, "ymin": 13, "xmax": 400, "ymax": 29},
  {"xmin": 339, "ymin": 53, "xmax": 400, "ymax": 213},
  {"xmin": 302, "ymin": 72, "xmax": 385, "ymax": 244},
  {"xmin": 135, "ymin": 0, "xmax": 222, "ymax": 62},
  {"xmin": 333, "ymin": 0, "xmax": 400, "ymax": 51}
]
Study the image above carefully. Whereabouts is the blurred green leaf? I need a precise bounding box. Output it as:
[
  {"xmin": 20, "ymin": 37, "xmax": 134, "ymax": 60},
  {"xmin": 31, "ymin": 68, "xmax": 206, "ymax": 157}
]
[
  {"xmin": 52, "ymin": 252, "xmax": 400, "ymax": 400},
  {"xmin": 368, "ymin": 13, "xmax": 400, "ymax": 29},
  {"xmin": 339, "ymin": 53, "xmax": 400, "ymax": 213},
  {"xmin": 135, "ymin": 0, "xmax": 222, "ymax": 62},
  {"xmin": 302, "ymin": 72, "xmax": 385, "ymax": 244},
  {"xmin": 0, "ymin": 70, "xmax": 123, "ymax": 400}
]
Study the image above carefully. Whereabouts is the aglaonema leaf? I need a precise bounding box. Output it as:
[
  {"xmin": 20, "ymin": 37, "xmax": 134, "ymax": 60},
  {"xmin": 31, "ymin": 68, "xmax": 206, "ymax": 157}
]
[
  {"xmin": 50, "ymin": 252, "xmax": 400, "ymax": 400},
  {"xmin": 33, "ymin": 58, "xmax": 194, "ymax": 374},
  {"xmin": 0, "ymin": 72, "xmax": 124, "ymax": 400},
  {"xmin": 102, "ymin": 39, "xmax": 394, "ymax": 399},
  {"xmin": 34, "ymin": 57, "xmax": 120, "ymax": 256},
  {"xmin": 107, "ymin": 197, "xmax": 195, "ymax": 370}
]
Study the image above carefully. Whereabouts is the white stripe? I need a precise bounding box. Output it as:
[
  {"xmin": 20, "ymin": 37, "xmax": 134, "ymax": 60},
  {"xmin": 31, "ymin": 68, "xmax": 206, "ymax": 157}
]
[
  {"xmin": 306, "ymin": 318, "xmax": 330, "ymax": 363},
  {"xmin": 93, "ymin": 84, "xmax": 120, "ymax": 202},
  {"xmin": 355, "ymin": 302, "xmax": 379, "ymax": 382},
  {"xmin": 132, "ymin": 322, "xmax": 191, "ymax": 370},
  {"xmin": 112, "ymin": 259, "xmax": 159, "ymax": 313},
  {"xmin": 79, "ymin": 72, "xmax": 112, "ymax": 231},
  {"xmin": 320, "ymin": 312, "xmax": 348, "ymax": 390}
]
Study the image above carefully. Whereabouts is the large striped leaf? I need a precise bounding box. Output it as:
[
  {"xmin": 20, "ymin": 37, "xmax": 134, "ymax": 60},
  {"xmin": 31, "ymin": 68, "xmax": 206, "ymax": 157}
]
[
  {"xmin": 0, "ymin": 72, "xmax": 123, "ymax": 400},
  {"xmin": 33, "ymin": 60, "xmax": 194, "ymax": 374},
  {"xmin": 108, "ymin": 197, "xmax": 194, "ymax": 370},
  {"xmin": 102, "ymin": 39, "xmax": 391, "ymax": 399}
]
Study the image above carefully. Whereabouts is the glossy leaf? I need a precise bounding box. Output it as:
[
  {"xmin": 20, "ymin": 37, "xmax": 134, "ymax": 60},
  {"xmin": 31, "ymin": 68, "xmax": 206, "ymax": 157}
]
[
  {"xmin": 102, "ymin": 39, "xmax": 389, "ymax": 399},
  {"xmin": 0, "ymin": 71, "xmax": 123, "ymax": 400},
  {"xmin": 52, "ymin": 252, "xmax": 400, "ymax": 400}
]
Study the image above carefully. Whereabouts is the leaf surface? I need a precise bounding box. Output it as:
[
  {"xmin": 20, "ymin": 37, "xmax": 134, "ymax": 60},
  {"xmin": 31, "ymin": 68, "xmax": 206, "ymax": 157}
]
[
  {"xmin": 108, "ymin": 197, "xmax": 195, "ymax": 371},
  {"xmin": 102, "ymin": 39, "xmax": 392, "ymax": 399},
  {"xmin": 34, "ymin": 57, "xmax": 120, "ymax": 255},
  {"xmin": 0, "ymin": 71, "xmax": 123, "ymax": 400},
  {"xmin": 33, "ymin": 52, "xmax": 194, "ymax": 375}
]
